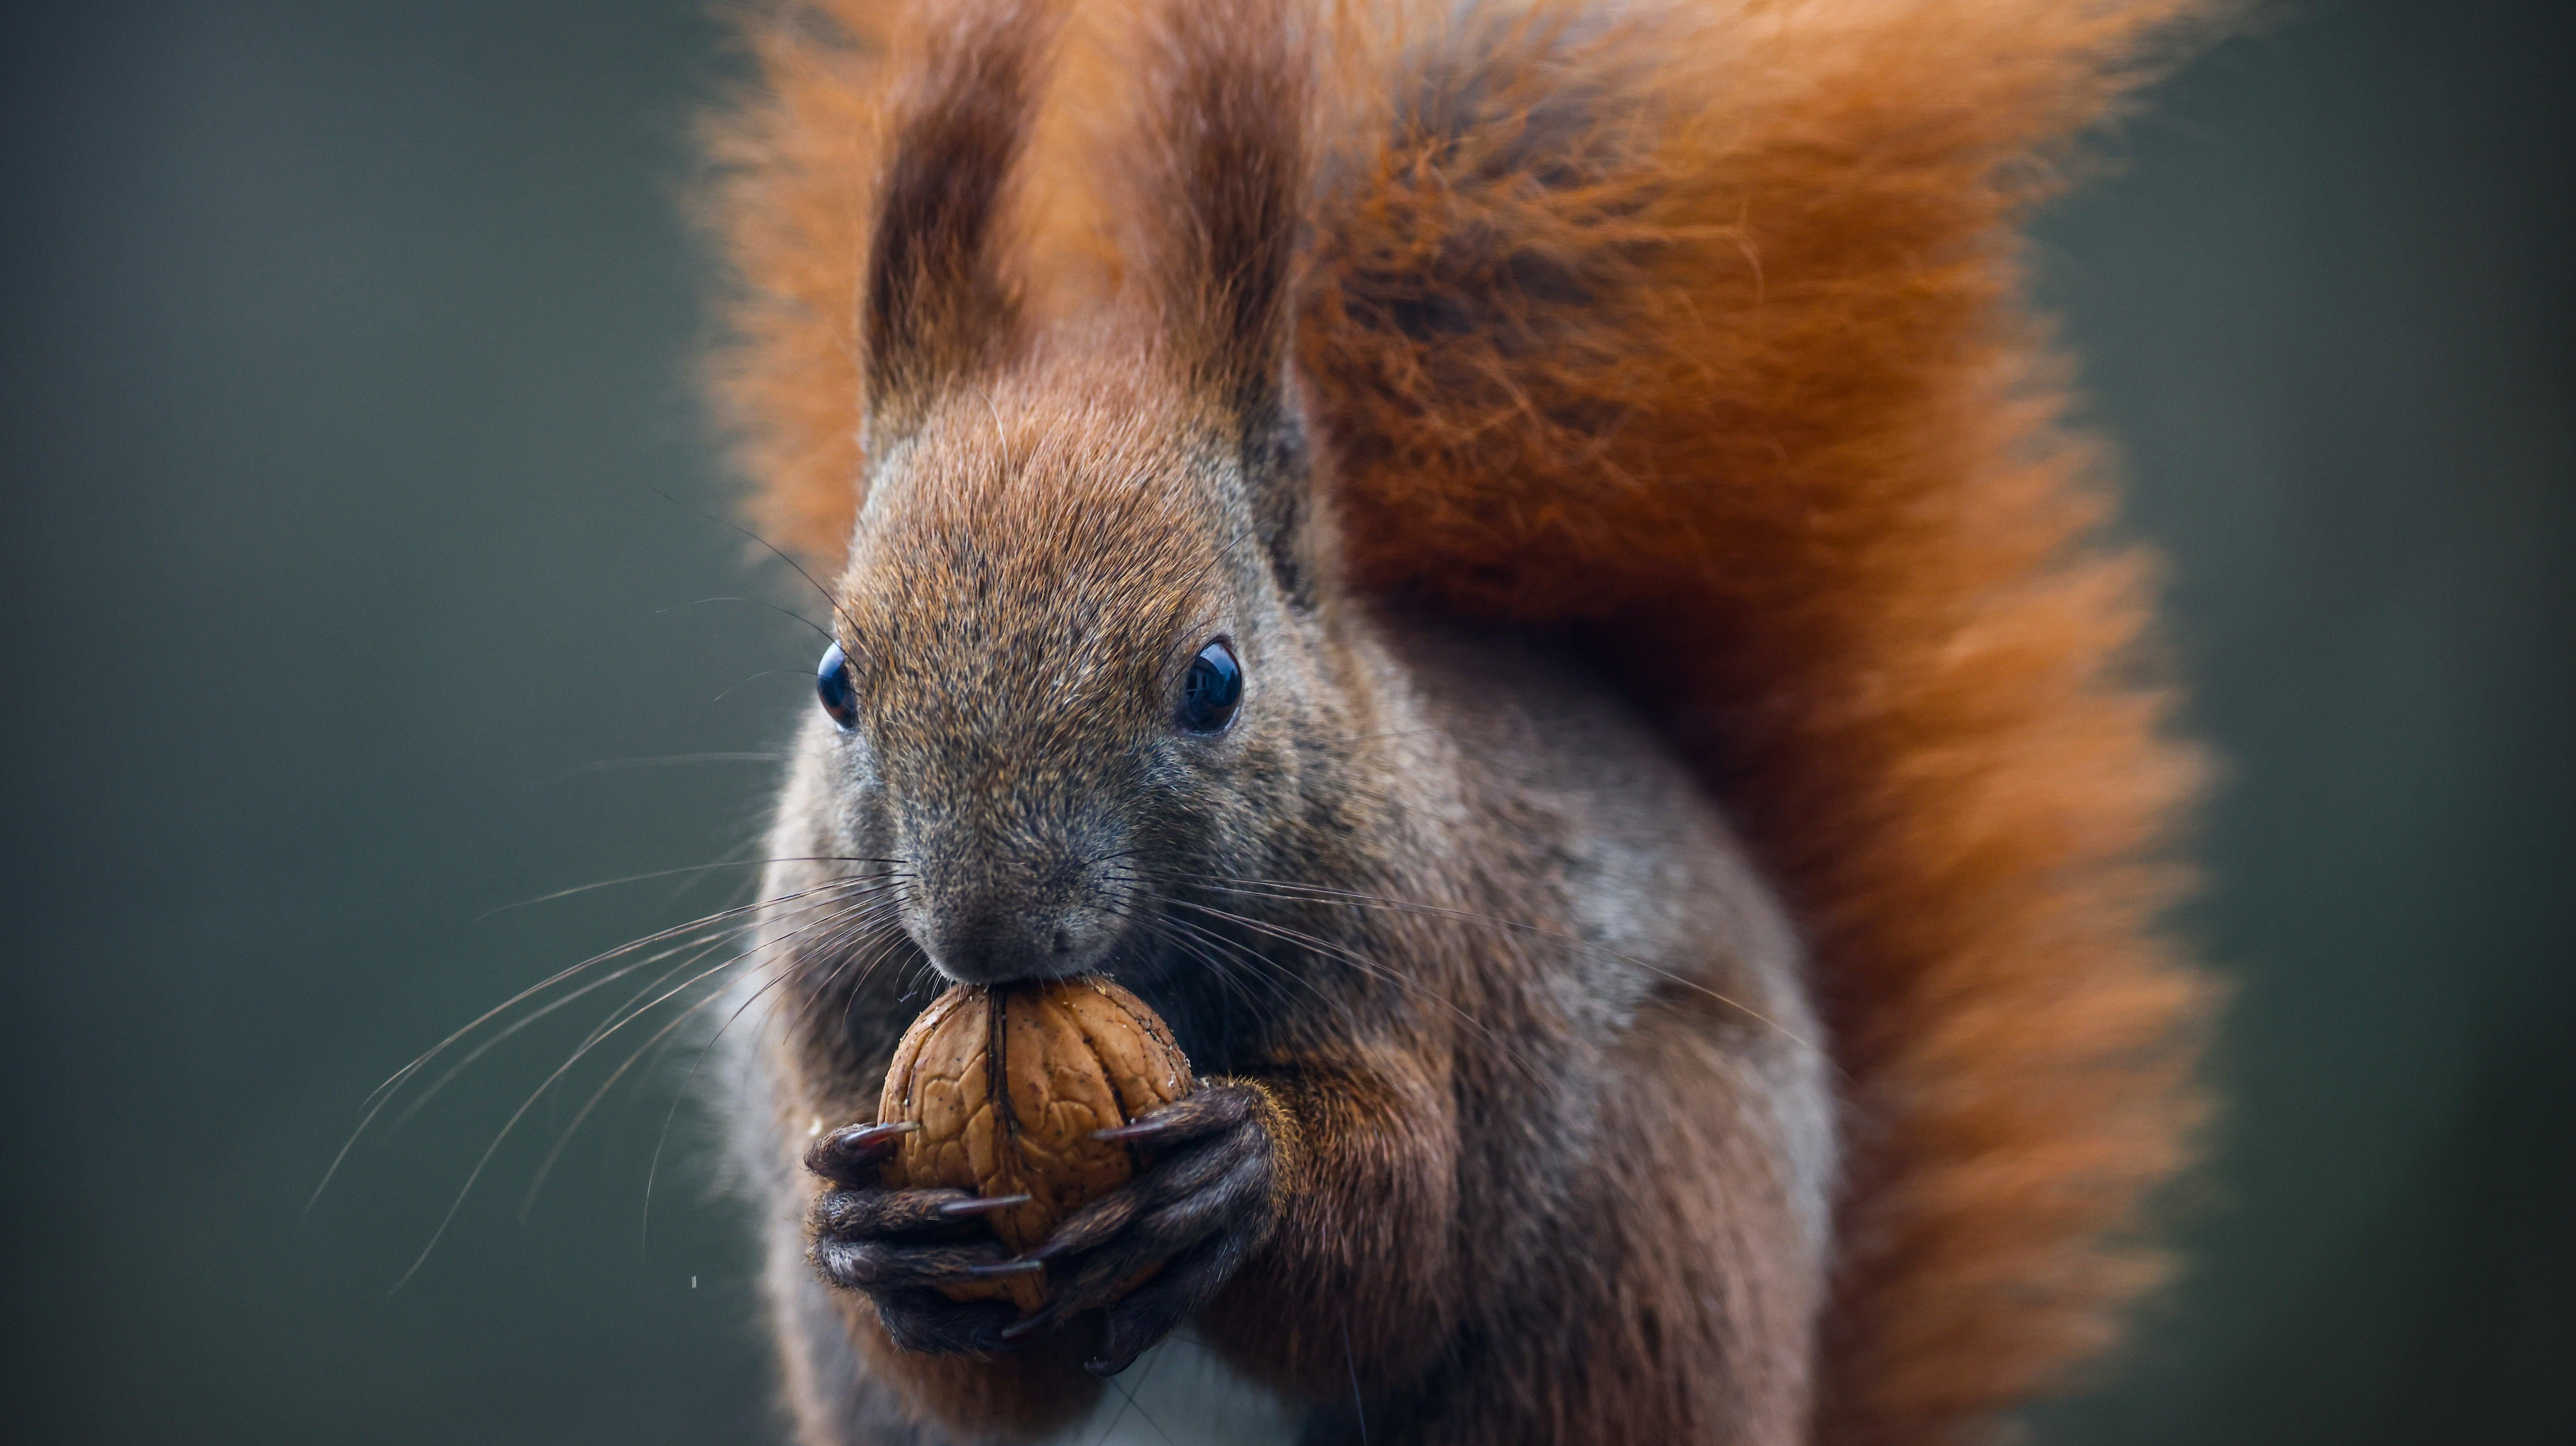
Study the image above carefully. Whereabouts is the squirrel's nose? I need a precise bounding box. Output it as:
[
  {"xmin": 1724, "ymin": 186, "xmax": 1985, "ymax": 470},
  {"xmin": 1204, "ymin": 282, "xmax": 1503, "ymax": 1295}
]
[
  {"xmin": 904, "ymin": 812, "xmax": 1130, "ymax": 984},
  {"xmin": 913, "ymin": 899, "xmax": 1114, "ymax": 985}
]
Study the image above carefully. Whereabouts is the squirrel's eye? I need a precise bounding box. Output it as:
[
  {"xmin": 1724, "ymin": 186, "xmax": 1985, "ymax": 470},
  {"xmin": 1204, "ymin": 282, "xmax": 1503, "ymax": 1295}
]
[
  {"xmin": 816, "ymin": 641, "xmax": 858, "ymax": 732},
  {"xmin": 1177, "ymin": 639, "xmax": 1242, "ymax": 735}
]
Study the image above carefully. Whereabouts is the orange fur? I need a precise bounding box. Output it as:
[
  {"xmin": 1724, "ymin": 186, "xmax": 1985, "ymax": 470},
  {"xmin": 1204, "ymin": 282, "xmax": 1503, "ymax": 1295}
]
[{"xmin": 706, "ymin": 2, "xmax": 2221, "ymax": 1441}]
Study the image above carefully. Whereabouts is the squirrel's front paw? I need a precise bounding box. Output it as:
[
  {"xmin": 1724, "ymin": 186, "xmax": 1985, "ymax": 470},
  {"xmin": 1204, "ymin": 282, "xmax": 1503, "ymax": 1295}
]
[
  {"xmin": 1002, "ymin": 1081, "xmax": 1280, "ymax": 1376},
  {"xmin": 803, "ymin": 1122, "xmax": 1037, "ymax": 1356}
]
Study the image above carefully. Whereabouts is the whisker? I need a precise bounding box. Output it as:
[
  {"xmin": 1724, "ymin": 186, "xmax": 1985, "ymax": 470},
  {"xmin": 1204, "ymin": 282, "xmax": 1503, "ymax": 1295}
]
[
  {"xmin": 518, "ymin": 886, "xmax": 905, "ymax": 1211},
  {"xmin": 505, "ymin": 887, "xmax": 917, "ymax": 1211},
  {"xmin": 713, "ymin": 666, "xmax": 814, "ymax": 703},
  {"xmin": 1094, "ymin": 892, "xmax": 1258, "ymax": 1016},
  {"xmin": 1098, "ymin": 866, "xmax": 1347, "ymax": 1014},
  {"xmin": 781, "ymin": 892, "xmax": 920, "ymax": 1045},
  {"xmin": 635, "ymin": 480, "xmax": 875, "ymax": 668},
  {"xmin": 839, "ymin": 902, "xmax": 931, "ymax": 1042},
  {"xmin": 389, "ymin": 923, "xmax": 748, "ymax": 1132},
  {"xmin": 474, "ymin": 857, "xmax": 903, "ymax": 925},
  {"xmin": 1126, "ymin": 911, "xmax": 1259, "ymax": 1013},
  {"xmin": 517, "ymin": 955, "xmax": 756, "ymax": 1220},
  {"xmin": 1171, "ymin": 873, "xmax": 1831, "ymax": 1068},
  {"xmin": 1118, "ymin": 894, "xmax": 1346, "ymax": 1034},
  {"xmin": 1136, "ymin": 914, "xmax": 1287, "ymax": 1045},
  {"xmin": 640, "ymin": 902, "xmax": 911, "ymax": 1247},
  {"xmin": 386, "ymin": 887, "xmax": 895, "ymax": 1287},
  {"xmin": 1344, "ymin": 1314, "xmax": 1370, "ymax": 1446},
  {"xmin": 520, "ymin": 893, "xmax": 911, "ymax": 1219},
  {"xmin": 1100, "ymin": 1359, "xmax": 1183, "ymax": 1446},
  {"xmin": 673, "ymin": 594, "xmax": 836, "ymax": 645},
  {"xmin": 898, "ymin": 953, "xmax": 947, "ymax": 1003},
  {"xmin": 569, "ymin": 881, "xmax": 902, "ymax": 1060},
  {"xmin": 310, "ymin": 873, "xmax": 892, "ymax": 1212},
  {"xmin": 519, "ymin": 753, "xmax": 790, "ymax": 790},
  {"xmin": 1150, "ymin": 889, "xmax": 1562, "ymax": 1090}
]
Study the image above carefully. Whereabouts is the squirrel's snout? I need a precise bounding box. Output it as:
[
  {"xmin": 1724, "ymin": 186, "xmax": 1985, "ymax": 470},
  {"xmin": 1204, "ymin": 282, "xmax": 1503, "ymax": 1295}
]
[
  {"xmin": 907, "ymin": 853, "xmax": 1124, "ymax": 986},
  {"xmin": 897, "ymin": 802, "xmax": 1140, "ymax": 985}
]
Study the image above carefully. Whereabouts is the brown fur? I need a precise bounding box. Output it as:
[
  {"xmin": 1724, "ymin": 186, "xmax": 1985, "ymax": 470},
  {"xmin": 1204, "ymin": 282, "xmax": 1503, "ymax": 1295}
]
[
  {"xmin": 707, "ymin": 2, "xmax": 2222, "ymax": 1442},
  {"xmin": 857, "ymin": 0, "xmax": 1049, "ymax": 432}
]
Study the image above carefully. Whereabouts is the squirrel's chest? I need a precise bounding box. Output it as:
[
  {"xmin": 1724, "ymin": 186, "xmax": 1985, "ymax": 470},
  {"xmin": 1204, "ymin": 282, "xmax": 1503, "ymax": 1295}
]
[{"xmin": 1049, "ymin": 1336, "xmax": 1302, "ymax": 1446}]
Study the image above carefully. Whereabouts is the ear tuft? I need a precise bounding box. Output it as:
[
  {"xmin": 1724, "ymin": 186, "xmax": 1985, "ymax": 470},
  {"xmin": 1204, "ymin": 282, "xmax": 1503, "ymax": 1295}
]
[
  {"xmin": 1132, "ymin": 0, "xmax": 1314, "ymax": 434},
  {"xmin": 864, "ymin": 0, "xmax": 1062, "ymax": 447},
  {"xmin": 1128, "ymin": 0, "xmax": 1322, "ymax": 603}
]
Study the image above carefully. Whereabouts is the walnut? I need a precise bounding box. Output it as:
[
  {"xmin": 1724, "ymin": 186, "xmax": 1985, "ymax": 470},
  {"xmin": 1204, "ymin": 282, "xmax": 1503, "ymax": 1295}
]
[{"xmin": 876, "ymin": 976, "xmax": 1192, "ymax": 1310}]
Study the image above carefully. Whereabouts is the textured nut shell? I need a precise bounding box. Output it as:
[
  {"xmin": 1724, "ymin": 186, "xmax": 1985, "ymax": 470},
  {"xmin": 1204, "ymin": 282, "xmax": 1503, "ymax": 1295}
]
[{"xmin": 876, "ymin": 977, "xmax": 1191, "ymax": 1310}]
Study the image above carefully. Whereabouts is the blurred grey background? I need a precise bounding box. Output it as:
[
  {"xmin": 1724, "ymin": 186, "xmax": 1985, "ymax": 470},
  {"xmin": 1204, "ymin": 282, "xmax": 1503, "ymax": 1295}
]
[{"xmin": 2, "ymin": 1, "xmax": 2567, "ymax": 1441}]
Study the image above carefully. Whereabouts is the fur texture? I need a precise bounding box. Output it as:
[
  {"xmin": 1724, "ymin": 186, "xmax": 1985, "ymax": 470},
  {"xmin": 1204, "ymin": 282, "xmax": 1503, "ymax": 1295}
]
[{"xmin": 706, "ymin": 2, "xmax": 2219, "ymax": 1442}]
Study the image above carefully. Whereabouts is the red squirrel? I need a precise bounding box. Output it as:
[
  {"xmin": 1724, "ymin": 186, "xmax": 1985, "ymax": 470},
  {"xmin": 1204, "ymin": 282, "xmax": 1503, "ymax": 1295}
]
[{"xmin": 704, "ymin": 1, "xmax": 2218, "ymax": 1442}]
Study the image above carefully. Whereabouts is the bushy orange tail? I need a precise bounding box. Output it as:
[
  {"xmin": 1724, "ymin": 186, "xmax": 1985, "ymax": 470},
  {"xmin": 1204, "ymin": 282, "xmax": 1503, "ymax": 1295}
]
[{"xmin": 708, "ymin": 3, "xmax": 2221, "ymax": 1441}]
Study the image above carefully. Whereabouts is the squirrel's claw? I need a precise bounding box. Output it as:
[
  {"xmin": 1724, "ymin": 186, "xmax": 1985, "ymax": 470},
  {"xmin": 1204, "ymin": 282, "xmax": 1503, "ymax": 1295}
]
[
  {"xmin": 936, "ymin": 1192, "xmax": 1032, "ymax": 1219},
  {"xmin": 813, "ymin": 1181, "xmax": 978, "ymax": 1237},
  {"xmin": 1086, "ymin": 1082, "xmax": 1255, "ymax": 1146},
  {"xmin": 1000, "ymin": 1080, "xmax": 1278, "ymax": 1354},
  {"xmin": 804, "ymin": 1120, "xmax": 917, "ymax": 1186},
  {"xmin": 813, "ymin": 1233, "xmax": 1010, "ymax": 1292},
  {"xmin": 803, "ymin": 1135, "xmax": 1029, "ymax": 1357}
]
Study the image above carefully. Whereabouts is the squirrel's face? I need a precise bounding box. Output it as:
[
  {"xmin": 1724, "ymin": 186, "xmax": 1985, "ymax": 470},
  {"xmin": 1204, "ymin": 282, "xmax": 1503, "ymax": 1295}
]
[{"xmin": 807, "ymin": 365, "xmax": 1342, "ymax": 990}]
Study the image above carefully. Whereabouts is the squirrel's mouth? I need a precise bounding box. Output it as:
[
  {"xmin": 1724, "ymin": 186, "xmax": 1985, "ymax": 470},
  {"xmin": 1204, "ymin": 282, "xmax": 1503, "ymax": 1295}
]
[
  {"xmin": 907, "ymin": 904, "xmax": 1132, "ymax": 990},
  {"xmin": 923, "ymin": 953, "xmax": 1108, "ymax": 990}
]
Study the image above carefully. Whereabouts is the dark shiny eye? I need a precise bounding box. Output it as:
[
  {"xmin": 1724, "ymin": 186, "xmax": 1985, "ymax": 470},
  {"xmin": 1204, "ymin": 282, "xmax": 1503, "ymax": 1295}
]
[
  {"xmin": 1178, "ymin": 639, "xmax": 1242, "ymax": 735},
  {"xmin": 816, "ymin": 641, "xmax": 857, "ymax": 732}
]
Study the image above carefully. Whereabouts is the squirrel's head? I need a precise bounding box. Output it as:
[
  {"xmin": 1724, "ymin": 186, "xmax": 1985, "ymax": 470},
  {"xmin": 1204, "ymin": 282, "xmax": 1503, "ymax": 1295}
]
[{"xmin": 798, "ymin": 0, "xmax": 1347, "ymax": 989}]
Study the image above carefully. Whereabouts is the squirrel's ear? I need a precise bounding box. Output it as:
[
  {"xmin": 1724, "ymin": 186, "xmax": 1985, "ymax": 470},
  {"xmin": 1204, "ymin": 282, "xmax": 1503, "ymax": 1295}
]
[
  {"xmin": 1133, "ymin": 0, "xmax": 1319, "ymax": 596},
  {"xmin": 862, "ymin": 0, "xmax": 1057, "ymax": 450}
]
